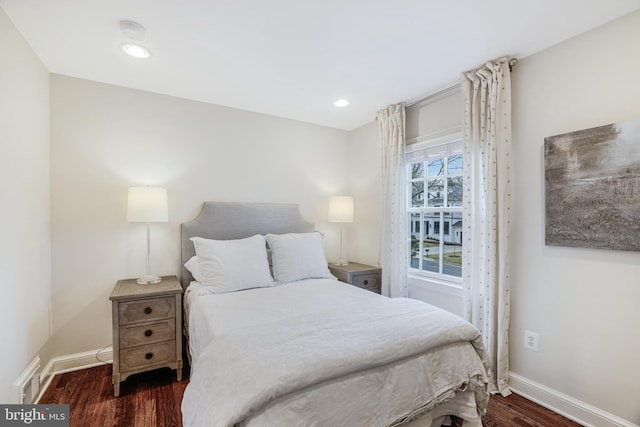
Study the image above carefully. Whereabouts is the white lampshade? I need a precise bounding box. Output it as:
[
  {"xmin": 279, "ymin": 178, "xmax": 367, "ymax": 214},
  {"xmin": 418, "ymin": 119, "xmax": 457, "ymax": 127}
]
[
  {"xmin": 328, "ymin": 196, "xmax": 354, "ymax": 223},
  {"xmin": 127, "ymin": 187, "xmax": 168, "ymax": 222}
]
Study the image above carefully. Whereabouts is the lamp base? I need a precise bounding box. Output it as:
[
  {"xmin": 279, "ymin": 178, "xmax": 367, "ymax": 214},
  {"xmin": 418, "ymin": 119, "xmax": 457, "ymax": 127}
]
[
  {"xmin": 334, "ymin": 260, "xmax": 349, "ymax": 266},
  {"xmin": 136, "ymin": 275, "xmax": 162, "ymax": 285}
]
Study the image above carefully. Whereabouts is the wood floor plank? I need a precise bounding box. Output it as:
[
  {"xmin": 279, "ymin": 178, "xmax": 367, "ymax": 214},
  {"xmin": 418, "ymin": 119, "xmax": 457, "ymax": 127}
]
[
  {"xmin": 39, "ymin": 364, "xmax": 582, "ymax": 427},
  {"xmin": 483, "ymin": 393, "xmax": 581, "ymax": 427}
]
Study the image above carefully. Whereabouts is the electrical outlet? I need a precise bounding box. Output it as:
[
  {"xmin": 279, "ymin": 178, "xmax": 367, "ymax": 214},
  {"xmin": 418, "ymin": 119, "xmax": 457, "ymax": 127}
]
[{"xmin": 524, "ymin": 330, "xmax": 539, "ymax": 351}]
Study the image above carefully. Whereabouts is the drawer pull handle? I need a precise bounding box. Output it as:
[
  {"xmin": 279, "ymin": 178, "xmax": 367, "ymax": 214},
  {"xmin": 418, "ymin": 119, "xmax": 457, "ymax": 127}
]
[
  {"xmin": 145, "ymin": 352, "xmax": 154, "ymax": 360},
  {"xmin": 363, "ymin": 280, "xmax": 369, "ymax": 285},
  {"xmin": 144, "ymin": 307, "xmax": 152, "ymax": 315},
  {"xmin": 144, "ymin": 329, "xmax": 153, "ymax": 337}
]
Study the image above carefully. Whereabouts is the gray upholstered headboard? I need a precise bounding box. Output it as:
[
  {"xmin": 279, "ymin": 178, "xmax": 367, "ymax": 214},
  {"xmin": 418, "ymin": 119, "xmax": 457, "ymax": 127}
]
[{"xmin": 180, "ymin": 202, "xmax": 314, "ymax": 290}]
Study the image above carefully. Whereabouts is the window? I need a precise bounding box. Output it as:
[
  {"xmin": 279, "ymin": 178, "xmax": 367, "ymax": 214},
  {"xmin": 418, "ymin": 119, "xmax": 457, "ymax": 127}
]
[{"xmin": 407, "ymin": 137, "xmax": 463, "ymax": 282}]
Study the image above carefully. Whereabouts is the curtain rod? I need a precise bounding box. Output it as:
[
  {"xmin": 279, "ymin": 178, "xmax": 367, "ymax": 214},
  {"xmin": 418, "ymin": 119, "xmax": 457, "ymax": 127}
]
[
  {"xmin": 405, "ymin": 80, "xmax": 461, "ymax": 108},
  {"xmin": 405, "ymin": 57, "xmax": 517, "ymax": 108}
]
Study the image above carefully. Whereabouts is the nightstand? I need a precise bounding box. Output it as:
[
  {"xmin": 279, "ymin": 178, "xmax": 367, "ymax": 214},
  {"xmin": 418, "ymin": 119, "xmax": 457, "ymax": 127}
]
[
  {"xmin": 328, "ymin": 262, "xmax": 382, "ymax": 294},
  {"xmin": 109, "ymin": 275, "xmax": 183, "ymax": 397}
]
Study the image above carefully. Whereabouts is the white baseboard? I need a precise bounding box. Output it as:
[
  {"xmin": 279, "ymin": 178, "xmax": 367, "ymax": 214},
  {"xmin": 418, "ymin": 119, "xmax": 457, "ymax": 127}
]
[
  {"xmin": 36, "ymin": 347, "xmax": 113, "ymax": 403},
  {"xmin": 509, "ymin": 372, "xmax": 638, "ymax": 427}
]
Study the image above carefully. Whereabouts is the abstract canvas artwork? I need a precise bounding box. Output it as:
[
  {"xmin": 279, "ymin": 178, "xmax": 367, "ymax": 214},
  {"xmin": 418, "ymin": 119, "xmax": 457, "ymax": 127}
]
[{"xmin": 544, "ymin": 119, "xmax": 640, "ymax": 251}]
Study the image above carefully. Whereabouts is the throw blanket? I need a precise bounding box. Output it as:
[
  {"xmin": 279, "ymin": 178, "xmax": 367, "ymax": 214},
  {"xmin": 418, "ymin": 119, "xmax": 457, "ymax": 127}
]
[{"xmin": 182, "ymin": 296, "xmax": 489, "ymax": 427}]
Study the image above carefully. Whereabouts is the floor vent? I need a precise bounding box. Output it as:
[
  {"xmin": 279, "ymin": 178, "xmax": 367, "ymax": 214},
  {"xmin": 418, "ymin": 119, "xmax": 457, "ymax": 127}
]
[{"xmin": 14, "ymin": 356, "xmax": 41, "ymax": 404}]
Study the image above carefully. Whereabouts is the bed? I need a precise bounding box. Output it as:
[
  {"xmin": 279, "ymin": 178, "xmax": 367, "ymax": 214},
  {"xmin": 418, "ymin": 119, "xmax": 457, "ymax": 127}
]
[{"xmin": 180, "ymin": 202, "xmax": 490, "ymax": 427}]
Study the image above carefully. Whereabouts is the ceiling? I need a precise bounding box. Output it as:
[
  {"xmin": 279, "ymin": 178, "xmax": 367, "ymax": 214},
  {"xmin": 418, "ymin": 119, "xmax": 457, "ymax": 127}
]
[{"xmin": 2, "ymin": 1, "xmax": 639, "ymax": 131}]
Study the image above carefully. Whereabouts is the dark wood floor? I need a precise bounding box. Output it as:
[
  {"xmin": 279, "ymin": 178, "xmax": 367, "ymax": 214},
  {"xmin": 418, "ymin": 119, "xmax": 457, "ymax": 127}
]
[
  {"xmin": 39, "ymin": 364, "xmax": 582, "ymax": 427},
  {"xmin": 484, "ymin": 393, "xmax": 581, "ymax": 427}
]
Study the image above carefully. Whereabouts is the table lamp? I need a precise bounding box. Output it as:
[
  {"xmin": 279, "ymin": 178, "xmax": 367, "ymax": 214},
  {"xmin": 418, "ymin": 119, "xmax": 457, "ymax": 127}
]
[
  {"xmin": 127, "ymin": 186, "xmax": 168, "ymax": 284},
  {"xmin": 328, "ymin": 196, "xmax": 354, "ymax": 266}
]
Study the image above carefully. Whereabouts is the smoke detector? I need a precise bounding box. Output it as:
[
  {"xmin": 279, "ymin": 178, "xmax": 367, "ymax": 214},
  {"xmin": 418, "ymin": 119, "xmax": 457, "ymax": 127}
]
[{"xmin": 119, "ymin": 20, "xmax": 146, "ymax": 40}]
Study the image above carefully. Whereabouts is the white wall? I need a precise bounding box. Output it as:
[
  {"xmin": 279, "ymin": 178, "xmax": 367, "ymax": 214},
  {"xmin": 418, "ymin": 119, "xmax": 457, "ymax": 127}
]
[
  {"xmin": 347, "ymin": 120, "xmax": 381, "ymax": 267},
  {"xmin": 510, "ymin": 10, "xmax": 640, "ymax": 423},
  {"xmin": 49, "ymin": 75, "xmax": 350, "ymax": 357},
  {"xmin": 0, "ymin": 8, "xmax": 51, "ymax": 403},
  {"xmin": 405, "ymin": 87, "xmax": 461, "ymax": 142}
]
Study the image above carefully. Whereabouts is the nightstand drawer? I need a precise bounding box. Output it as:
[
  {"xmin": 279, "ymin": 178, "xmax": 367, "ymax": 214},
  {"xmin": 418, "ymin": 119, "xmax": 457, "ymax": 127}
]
[
  {"xmin": 120, "ymin": 319, "xmax": 176, "ymax": 348},
  {"xmin": 118, "ymin": 296, "xmax": 175, "ymax": 325},
  {"xmin": 328, "ymin": 262, "xmax": 382, "ymax": 295},
  {"xmin": 353, "ymin": 274, "xmax": 380, "ymax": 293},
  {"xmin": 120, "ymin": 341, "xmax": 176, "ymax": 372}
]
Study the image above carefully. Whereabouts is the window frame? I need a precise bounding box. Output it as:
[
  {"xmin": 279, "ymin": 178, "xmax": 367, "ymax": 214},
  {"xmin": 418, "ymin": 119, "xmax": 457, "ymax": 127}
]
[{"xmin": 406, "ymin": 132, "xmax": 463, "ymax": 286}]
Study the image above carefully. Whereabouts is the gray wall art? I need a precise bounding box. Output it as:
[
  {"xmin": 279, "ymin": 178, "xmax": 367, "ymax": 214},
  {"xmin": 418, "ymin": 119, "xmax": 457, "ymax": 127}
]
[{"xmin": 544, "ymin": 119, "xmax": 640, "ymax": 251}]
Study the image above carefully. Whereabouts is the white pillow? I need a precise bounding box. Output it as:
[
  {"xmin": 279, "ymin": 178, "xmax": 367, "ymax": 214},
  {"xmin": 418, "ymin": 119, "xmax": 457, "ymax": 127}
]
[
  {"xmin": 266, "ymin": 232, "xmax": 335, "ymax": 284},
  {"xmin": 184, "ymin": 256, "xmax": 204, "ymax": 283},
  {"xmin": 191, "ymin": 235, "xmax": 275, "ymax": 293}
]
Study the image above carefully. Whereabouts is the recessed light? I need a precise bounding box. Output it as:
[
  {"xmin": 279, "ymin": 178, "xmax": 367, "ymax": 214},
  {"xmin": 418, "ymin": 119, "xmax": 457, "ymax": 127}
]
[
  {"xmin": 333, "ymin": 99, "xmax": 350, "ymax": 107},
  {"xmin": 122, "ymin": 43, "xmax": 150, "ymax": 59}
]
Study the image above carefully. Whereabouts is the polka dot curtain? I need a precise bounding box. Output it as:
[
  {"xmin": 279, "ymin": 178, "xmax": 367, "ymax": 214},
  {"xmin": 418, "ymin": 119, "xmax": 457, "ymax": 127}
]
[
  {"xmin": 377, "ymin": 103, "xmax": 408, "ymax": 298},
  {"xmin": 461, "ymin": 58, "xmax": 512, "ymax": 396}
]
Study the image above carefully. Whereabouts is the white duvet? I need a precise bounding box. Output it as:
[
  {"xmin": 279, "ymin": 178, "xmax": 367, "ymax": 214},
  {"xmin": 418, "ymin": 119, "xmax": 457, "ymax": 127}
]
[{"xmin": 182, "ymin": 279, "xmax": 489, "ymax": 427}]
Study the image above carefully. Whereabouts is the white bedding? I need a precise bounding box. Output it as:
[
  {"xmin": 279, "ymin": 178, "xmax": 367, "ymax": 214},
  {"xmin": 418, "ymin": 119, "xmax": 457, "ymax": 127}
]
[{"xmin": 182, "ymin": 279, "xmax": 489, "ymax": 427}]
